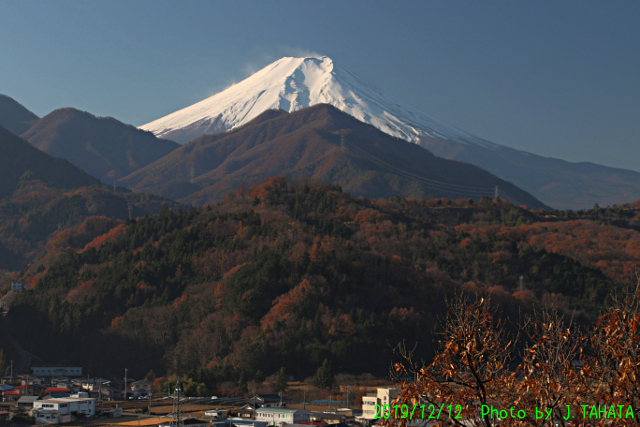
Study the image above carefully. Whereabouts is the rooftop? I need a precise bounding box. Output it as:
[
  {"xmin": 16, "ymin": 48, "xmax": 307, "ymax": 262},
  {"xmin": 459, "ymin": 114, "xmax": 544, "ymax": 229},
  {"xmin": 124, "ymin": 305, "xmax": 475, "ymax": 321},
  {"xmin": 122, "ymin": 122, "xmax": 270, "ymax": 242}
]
[{"xmin": 256, "ymin": 408, "xmax": 309, "ymax": 414}]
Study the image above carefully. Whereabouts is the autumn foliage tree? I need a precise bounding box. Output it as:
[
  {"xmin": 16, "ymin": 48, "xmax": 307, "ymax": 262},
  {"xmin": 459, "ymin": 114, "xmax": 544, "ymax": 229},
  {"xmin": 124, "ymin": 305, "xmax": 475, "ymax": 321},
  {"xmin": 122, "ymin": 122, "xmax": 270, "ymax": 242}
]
[{"xmin": 388, "ymin": 282, "xmax": 640, "ymax": 426}]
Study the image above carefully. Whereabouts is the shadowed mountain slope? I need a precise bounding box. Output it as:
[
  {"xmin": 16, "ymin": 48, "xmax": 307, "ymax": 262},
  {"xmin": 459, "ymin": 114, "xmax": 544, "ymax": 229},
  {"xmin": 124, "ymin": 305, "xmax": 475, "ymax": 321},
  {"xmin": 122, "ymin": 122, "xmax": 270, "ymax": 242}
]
[
  {"xmin": 0, "ymin": 94, "xmax": 39, "ymax": 136},
  {"xmin": 123, "ymin": 104, "xmax": 548, "ymax": 210},
  {"xmin": 22, "ymin": 108, "xmax": 180, "ymax": 182},
  {"xmin": 0, "ymin": 125, "xmax": 99, "ymax": 199},
  {"xmin": 0, "ymin": 126, "xmax": 180, "ymax": 271}
]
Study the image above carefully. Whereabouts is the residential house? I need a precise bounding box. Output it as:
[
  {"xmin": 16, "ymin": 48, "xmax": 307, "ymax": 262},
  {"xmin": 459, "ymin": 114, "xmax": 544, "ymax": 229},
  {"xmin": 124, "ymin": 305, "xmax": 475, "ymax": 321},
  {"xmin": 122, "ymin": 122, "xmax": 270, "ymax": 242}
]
[
  {"xmin": 34, "ymin": 410, "xmax": 74, "ymax": 424},
  {"xmin": 17, "ymin": 395, "xmax": 39, "ymax": 409},
  {"xmin": 130, "ymin": 380, "xmax": 151, "ymax": 397},
  {"xmin": 309, "ymin": 412, "xmax": 346, "ymax": 424},
  {"xmin": 19, "ymin": 375, "xmax": 42, "ymax": 386},
  {"xmin": 211, "ymin": 420, "xmax": 268, "ymax": 427},
  {"xmin": 80, "ymin": 378, "xmax": 110, "ymax": 391},
  {"xmin": 236, "ymin": 404, "xmax": 258, "ymax": 419},
  {"xmin": 158, "ymin": 419, "xmax": 208, "ymax": 427},
  {"xmin": 204, "ymin": 409, "xmax": 228, "ymax": 419},
  {"xmin": 251, "ymin": 394, "xmax": 287, "ymax": 407}
]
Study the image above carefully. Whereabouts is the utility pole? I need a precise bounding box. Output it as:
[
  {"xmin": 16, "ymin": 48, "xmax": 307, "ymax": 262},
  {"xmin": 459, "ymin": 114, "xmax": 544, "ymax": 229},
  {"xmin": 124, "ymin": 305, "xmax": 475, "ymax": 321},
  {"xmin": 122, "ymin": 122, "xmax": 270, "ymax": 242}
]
[
  {"xmin": 124, "ymin": 368, "xmax": 128, "ymax": 400},
  {"xmin": 347, "ymin": 385, "xmax": 350, "ymax": 408},
  {"xmin": 99, "ymin": 381, "xmax": 103, "ymax": 413},
  {"xmin": 303, "ymin": 386, "xmax": 306, "ymax": 410}
]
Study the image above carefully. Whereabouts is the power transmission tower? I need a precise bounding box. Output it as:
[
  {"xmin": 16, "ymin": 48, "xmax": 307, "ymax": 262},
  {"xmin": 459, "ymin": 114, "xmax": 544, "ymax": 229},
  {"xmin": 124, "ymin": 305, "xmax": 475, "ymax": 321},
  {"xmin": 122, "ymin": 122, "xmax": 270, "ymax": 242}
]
[
  {"xmin": 341, "ymin": 135, "xmax": 345, "ymax": 152},
  {"xmin": 170, "ymin": 380, "xmax": 185, "ymax": 427},
  {"xmin": 127, "ymin": 203, "xmax": 133, "ymax": 220},
  {"xmin": 494, "ymin": 185, "xmax": 499, "ymax": 199}
]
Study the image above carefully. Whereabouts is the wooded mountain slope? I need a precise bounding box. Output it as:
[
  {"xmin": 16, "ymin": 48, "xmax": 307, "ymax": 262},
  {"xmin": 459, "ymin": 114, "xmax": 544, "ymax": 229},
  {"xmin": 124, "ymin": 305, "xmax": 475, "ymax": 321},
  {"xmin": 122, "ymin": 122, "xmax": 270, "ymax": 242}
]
[
  {"xmin": 0, "ymin": 125, "xmax": 180, "ymax": 270},
  {"xmin": 122, "ymin": 104, "xmax": 548, "ymax": 210},
  {"xmin": 7, "ymin": 177, "xmax": 638, "ymax": 386}
]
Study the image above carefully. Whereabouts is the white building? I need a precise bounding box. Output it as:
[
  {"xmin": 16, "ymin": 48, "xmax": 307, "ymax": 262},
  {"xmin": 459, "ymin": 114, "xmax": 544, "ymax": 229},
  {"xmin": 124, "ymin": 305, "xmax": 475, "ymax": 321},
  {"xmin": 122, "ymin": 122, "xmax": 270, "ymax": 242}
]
[
  {"xmin": 361, "ymin": 388, "xmax": 398, "ymax": 420},
  {"xmin": 31, "ymin": 367, "xmax": 82, "ymax": 377},
  {"xmin": 255, "ymin": 408, "xmax": 310, "ymax": 425},
  {"xmin": 33, "ymin": 397, "xmax": 95, "ymax": 417},
  {"xmin": 11, "ymin": 282, "xmax": 23, "ymax": 293}
]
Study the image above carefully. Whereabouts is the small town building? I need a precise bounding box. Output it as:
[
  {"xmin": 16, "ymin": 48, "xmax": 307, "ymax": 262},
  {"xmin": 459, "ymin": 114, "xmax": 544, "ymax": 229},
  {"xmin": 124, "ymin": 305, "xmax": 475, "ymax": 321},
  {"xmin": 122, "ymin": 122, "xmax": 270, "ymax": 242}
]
[
  {"xmin": 255, "ymin": 408, "xmax": 310, "ymax": 425},
  {"xmin": 34, "ymin": 410, "xmax": 74, "ymax": 424},
  {"xmin": 80, "ymin": 378, "xmax": 110, "ymax": 391},
  {"xmin": 2, "ymin": 390, "xmax": 20, "ymax": 401},
  {"xmin": 212, "ymin": 419, "xmax": 269, "ymax": 427},
  {"xmin": 250, "ymin": 394, "xmax": 287, "ymax": 408},
  {"xmin": 17, "ymin": 395, "xmax": 39, "ymax": 409},
  {"xmin": 33, "ymin": 397, "xmax": 96, "ymax": 417},
  {"xmin": 32, "ymin": 367, "xmax": 82, "ymax": 377},
  {"xmin": 236, "ymin": 404, "xmax": 258, "ymax": 418},
  {"xmin": 20, "ymin": 375, "xmax": 42, "ymax": 386},
  {"xmin": 131, "ymin": 380, "xmax": 151, "ymax": 397},
  {"xmin": 158, "ymin": 418, "xmax": 208, "ymax": 427},
  {"xmin": 309, "ymin": 412, "xmax": 346, "ymax": 424},
  {"xmin": 11, "ymin": 281, "xmax": 23, "ymax": 293},
  {"xmin": 361, "ymin": 388, "xmax": 398, "ymax": 420},
  {"xmin": 205, "ymin": 409, "xmax": 228, "ymax": 419}
]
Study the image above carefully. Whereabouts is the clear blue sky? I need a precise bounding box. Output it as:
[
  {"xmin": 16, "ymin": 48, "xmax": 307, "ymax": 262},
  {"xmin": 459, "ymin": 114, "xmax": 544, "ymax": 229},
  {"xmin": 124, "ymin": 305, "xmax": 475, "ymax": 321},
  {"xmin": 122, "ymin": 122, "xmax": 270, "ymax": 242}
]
[{"xmin": 1, "ymin": 0, "xmax": 639, "ymax": 171}]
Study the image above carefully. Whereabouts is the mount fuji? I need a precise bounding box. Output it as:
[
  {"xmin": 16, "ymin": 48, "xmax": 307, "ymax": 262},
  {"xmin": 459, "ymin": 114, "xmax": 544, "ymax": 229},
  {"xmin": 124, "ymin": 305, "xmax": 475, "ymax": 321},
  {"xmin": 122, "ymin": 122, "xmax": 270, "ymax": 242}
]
[
  {"xmin": 140, "ymin": 56, "xmax": 495, "ymax": 148},
  {"xmin": 140, "ymin": 56, "xmax": 640, "ymax": 209}
]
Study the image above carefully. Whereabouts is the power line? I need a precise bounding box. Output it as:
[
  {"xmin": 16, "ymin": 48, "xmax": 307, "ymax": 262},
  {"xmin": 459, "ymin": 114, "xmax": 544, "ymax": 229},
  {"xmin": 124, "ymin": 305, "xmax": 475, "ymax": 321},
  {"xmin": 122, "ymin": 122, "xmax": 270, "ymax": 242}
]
[{"xmin": 344, "ymin": 141, "xmax": 496, "ymax": 196}]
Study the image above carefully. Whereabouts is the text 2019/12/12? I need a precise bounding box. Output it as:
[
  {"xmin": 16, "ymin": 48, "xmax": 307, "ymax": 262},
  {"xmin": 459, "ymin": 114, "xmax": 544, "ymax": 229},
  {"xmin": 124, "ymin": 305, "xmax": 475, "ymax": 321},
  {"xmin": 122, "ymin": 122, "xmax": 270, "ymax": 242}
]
[{"xmin": 374, "ymin": 404, "xmax": 463, "ymax": 421}]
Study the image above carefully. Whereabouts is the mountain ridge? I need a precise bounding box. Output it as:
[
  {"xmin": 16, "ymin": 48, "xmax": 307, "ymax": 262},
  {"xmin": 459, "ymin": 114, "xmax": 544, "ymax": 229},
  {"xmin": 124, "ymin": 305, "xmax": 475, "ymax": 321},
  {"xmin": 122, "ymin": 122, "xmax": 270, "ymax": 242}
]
[
  {"xmin": 125, "ymin": 104, "xmax": 548, "ymax": 210},
  {"xmin": 22, "ymin": 107, "xmax": 180, "ymax": 182},
  {"xmin": 0, "ymin": 94, "xmax": 39, "ymax": 136}
]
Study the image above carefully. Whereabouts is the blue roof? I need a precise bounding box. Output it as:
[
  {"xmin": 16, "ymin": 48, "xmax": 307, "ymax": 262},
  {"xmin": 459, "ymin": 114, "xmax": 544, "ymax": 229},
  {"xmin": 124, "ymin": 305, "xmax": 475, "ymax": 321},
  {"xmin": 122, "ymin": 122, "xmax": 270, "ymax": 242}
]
[{"xmin": 49, "ymin": 392, "xmax": 71, "ymax": 398}]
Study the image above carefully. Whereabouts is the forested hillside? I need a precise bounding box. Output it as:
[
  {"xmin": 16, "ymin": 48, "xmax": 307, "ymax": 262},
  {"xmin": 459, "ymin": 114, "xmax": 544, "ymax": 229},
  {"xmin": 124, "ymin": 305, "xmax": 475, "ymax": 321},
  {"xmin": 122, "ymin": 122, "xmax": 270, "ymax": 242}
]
[
  {"xmin": 6, "ymin": 177, "xmax": 640, "ymax": 390},
  {"xmin": 0, "ymin": 126, "xmax": 180, "ymax": 271}
]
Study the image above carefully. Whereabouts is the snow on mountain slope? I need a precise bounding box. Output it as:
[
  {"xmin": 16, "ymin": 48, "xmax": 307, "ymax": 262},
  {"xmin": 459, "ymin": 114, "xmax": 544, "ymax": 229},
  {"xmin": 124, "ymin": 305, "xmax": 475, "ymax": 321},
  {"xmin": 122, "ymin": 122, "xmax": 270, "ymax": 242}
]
[{"xmin": 140, "ymin": 56, "xmax": 499, "ymax": 148}]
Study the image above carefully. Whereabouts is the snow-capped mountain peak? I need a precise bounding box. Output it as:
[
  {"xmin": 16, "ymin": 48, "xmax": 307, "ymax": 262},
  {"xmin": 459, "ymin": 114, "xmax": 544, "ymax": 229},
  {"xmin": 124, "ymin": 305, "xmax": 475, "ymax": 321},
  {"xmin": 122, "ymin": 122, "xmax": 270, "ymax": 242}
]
[{"xmin": 140, "ymin": 56, "xmax": 498, "ymax": 148}]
